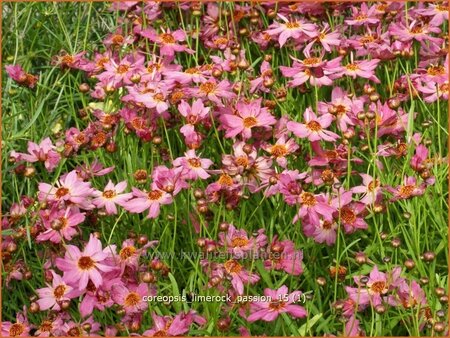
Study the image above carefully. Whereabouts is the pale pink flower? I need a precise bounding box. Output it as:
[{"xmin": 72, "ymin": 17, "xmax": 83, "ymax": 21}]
[
  {"xmin": 173, "ymin": 149, "xmax": 213, "ymax": 180},
  {"xmin": 36, "ymin": 271, "xmax": 81, "ymax": 311},
  {"xmin": 123, "ymin": 187, "xmax": 173, "ymax": 219},
  {"xmin": 92, "ymin": 180, "xmax": 132, "ymax": 215}
]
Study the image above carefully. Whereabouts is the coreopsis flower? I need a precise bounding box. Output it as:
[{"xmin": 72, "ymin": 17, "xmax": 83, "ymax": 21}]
[
  {"xmin": 345, "ymin": 3, "xmax": 380, "ymax": 26},
  {"xmin": 218, "ymin": 224, "xmax": 267, "ymax": 258},
  {"xmin": 221, "ymin": 259, "xmax": 260, "ymax": 295},
  {"xmin": 303, "ymin": 215, "xmax": 338, "ymax": 246},
  {"xmin": 96, "ymin": 53, "xmax": 145, "ymax": 87},
  {"xmin": 266, "ymin": 14, "xmax": 317, "ymax": 47},
  {"xmin": 398, "ymin": 280, "xmax": 427, "ymax": 309},
  {"xmin": 351, "ymin": 174, "xmax": 382, "ymax": 205},
  {"xmin": 5, "ymin": 64, "xmax": 38, "ymax": 88},
  {"xmin": 36, "ymin": 206, "xmax": 84, "ymax": 243},
  {"xmin": 280, "ymin": 52, "xmax": 342, "ymax": 87},
  {"xmin": 111, "ymin": 283, "xmax": 149, "ymax": 314},
  {"xmin": 36, "ymin": 271, "xmax": 81, "ymax": 311},
  {"xmin": 1, "ymin": 309, "xmax": 31, "ymax": 337},
  {"xmin": 387, "ymin": 176, "xmax": 425, "ymax": 201},
  {"xmin": 389, "ymin": 20, "xmax": 442, "ymax": 45},
  {"xmin": 220, "ymin": 98, "xmax": 276, "ymax": 139},
  {"xmin": 143, "ymin": 312, "xmax": 193, "ymax": 336},
  {"xmin": 55, "ymin": 234, "xmax": 116, "ymax": 290},
  {"xmin": 318, "ymin": 86, "xmax": 362, "ymax": 132},
  {"xmin": 261, "ymin": 135, "xmax": 299, "ymax": 168},
  {"xmin": 10, "ymin": 137, "xmax": 61, "ymax": 172},
  {"xmin": 79, "ymin": 279, "xmax": 118, "ymax": 318},
  {"xmin": 173, "ymin": 149, "xmax": 213, "ymax": 180},
  {"xmin": 61, "ymin": 316, "xmax": 100, "ymax": 337},
  {"xmin": 92, "ymin": 180, "xmax": 133, "ymax": 215},
  {"xmin": 247, "ymin": 285, "xmax": 307, "ymax": 322},
  {"xmin": 416, "ymin": 3, "xmax": 449, "ymax": 26},
  {"xmin": 287, "ymin": 108, "xmax": 339, "ymax": 142},
  {"xmin": 123, "ymin": 187, "xmax": 173, "ymax": 219},
  {"xmin": 250, "ymin": 61, "xmax": 273, "ymax": 93},
  {"xmin": 417, "ymin": 80, "xmax": 449, "ymax": 103},
  {"xmin": 332, "ymin": 54, "xmax": 381, "ymax": 83},
  {"xmin": 293, "ymin": 191, "xmax": 336, "ymax": 225},
  {"xmin": 34, "ymin": 316, "xmax": 64, "ymax": 337},
  {"xmin": 38, "ymin": 170, "xmax": 94, "ymax": 209},
  {"xmin": 188, "ymin": 79, "xmax": 236, "ymax": 106},
  {"xmin": 330, "ymin": 191, "xmax": 368, "ymax": 234},
  {"xmin": 304, "ymin": 23, "xmax": 341, "ymax": 54},
  {"xmin": 264, "ymin": 237, "xmax": 303, "ymax": 276},
  {"xmin": 140, "ymin": 28, "xmax": 194, "ymax": 57}
]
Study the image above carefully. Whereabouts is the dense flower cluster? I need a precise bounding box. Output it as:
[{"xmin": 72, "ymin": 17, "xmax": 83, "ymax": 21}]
[{"xmin": 2, "ymin": 1, "xmax": 448, "ymax": 337}]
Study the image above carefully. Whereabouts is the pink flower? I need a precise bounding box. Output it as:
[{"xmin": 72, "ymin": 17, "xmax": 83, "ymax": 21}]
[
  {"xmin": 92, "ymin": 180, "xmax": 132, "ymax": 214},
  {"xmin": 345, "ymin": 3, "xmax": 380, "ymax": 26},
  {"xmin": 287, "ymin": 108, "xmax": 339, "ymax": 142},
  {"xmin": 188, "ymin": 79, "xmax": 236, "ymax": 106},
  {"xmin": 111, "ymin": 283, "xmax": 149, "ymax": 314},
  {"xmin": 247, "ymin": 285, "xmax": 307, "ymax": 322},
  {"xmin": 218, "ymin": 224, "xmax": 267, "ymax": 258},
  {"xmin": 36, "ymin": 206, "xmax": 84, "ymax": 243},
  {"xmin": 386, "ymin": 176, "xmax": 425, "ymax": 201},
  {"xmin": 123, "ymin": 187, "xmax": 173, "ymax": 219},
  {"xmin": 38, "ymin": 170, "xmax": 94, "ymax": 209},
  {"xmin": 10, "ymin": 137, "xmax": 61, "ymax": 172},
  {"xmin": 266, "ymin": 14, "xmax": 317, "ymax": 47},
  {"xmin": 5, "ymin": 64, "xmax": 38, "ymax": 88},
  {"xmin": 221, "ymin": 259, "xmax": 260, "ymax": 295},
  {"xmin": 303, "ymin": 215, "xmax": 338, "ymax": 246},
  {"xmin": 332, "ymin": 54, "xmax": 380, "ymax": 83},
  {"xmin": 264, "ymin": 237, "xmax": 303, "ymax": 276},
  {"xmin": 351, "ymin": 174, "xmax": 382, "ymax": 205},
  {"xmin": 55, "ymin": 234, "xmax": 116, "ymax": 290},
  {"xmin": 173, "ymin": 150, "xmax": 213, "ymax": 180},
  {"xmin": 220, "ymin": 98, "xmax": 276, "ymax": 139},
  {"xmin": 346, "ymin": 266, "xmax": 403, "ymax": 307},
  {"xmin": 293, "ymin": 191, "xmax": 336, "ymax": 225},
  {"xmin": 36, "ymin": 271, "xmax": 81, "ymax": 311},
  {"xmin": 262, "ymin": 136, "xmax": 299, "ymax": 168},
  {"xmin": 141, "ymin": 28, "xmax": 194, "ymax": 57},
  {"xmin": 143, "ymin": 312, "xmax": 194, "ymax": 336}
]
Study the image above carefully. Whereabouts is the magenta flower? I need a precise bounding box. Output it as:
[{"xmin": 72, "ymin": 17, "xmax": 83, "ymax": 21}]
[
  {"xmin": 123, "ymin": 187, "xmax": 173, "ymax": 219},
  {"xmin": 287, "ymin": 108, "xmax": 339, "ymax": 142},
  {"xmin": 173, "ymin": 149, "xmax": 213, "ymax": 180},
  {"xmin": 92, "ymin": 180, "xmax": 132, "ymax": 215},
  {"xmin": 220, "ymin": 98, "xmax": 276, "ymax": 139},
  {"xmin": 266, "ymin": 14, "xmax": 317, "ymax": 47},
  {"xmin": 36, "ymin": 271, "xmax": 81, "ymax": 311},
  {"xmin": 55, "ymin": 234, "xmax": 116, "ymax": 290},
  {"xmin": 10, "ymin": 137, "xmax": 61, "ymax": 172},
  {"xmin": 38, "ymin": 170, "xmax": 94, "ymax": 209},
  {"xmin": 247, "ymin": 285, "xmax": 307, "ymax": 322},
  {"xmin": 111, "ymin": 283, "xmax": 149, "ymax": 314}
]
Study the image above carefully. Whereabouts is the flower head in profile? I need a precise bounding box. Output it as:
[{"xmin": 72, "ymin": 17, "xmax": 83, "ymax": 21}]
[
  {"xmin": 5, "ymin": 64, "xmax": 38, "ymax": 88},
  {"xmin": 123, "ymin": 187, "xmax": 173, "ymax": 219}
]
